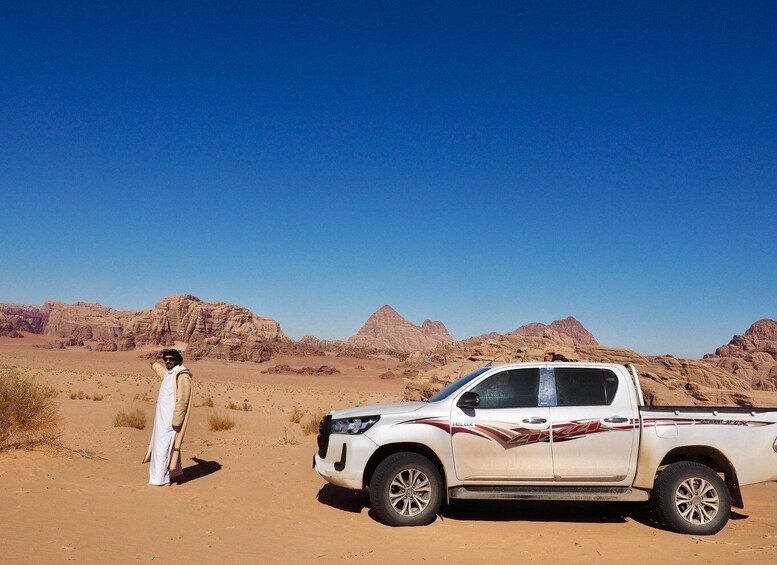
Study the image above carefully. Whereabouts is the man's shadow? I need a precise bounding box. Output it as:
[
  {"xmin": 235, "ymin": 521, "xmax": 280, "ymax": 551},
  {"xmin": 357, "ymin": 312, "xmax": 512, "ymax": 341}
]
[{"xmin": 176, "ymin": 457, "xmax": 222, "ymax": 484}]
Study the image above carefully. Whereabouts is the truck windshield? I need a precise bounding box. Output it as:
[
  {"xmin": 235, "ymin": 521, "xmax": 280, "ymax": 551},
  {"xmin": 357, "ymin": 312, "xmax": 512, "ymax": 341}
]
[{"xmin": 425, "ymin": 368, "xmax": 491, "ymax": 402}]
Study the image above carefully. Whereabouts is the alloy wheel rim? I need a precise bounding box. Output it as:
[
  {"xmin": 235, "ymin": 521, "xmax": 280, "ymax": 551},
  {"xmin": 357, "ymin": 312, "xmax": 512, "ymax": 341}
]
[
  {"xmin": 675, "ymin": 477, "xmax": 720, "ymax": 524},
  {"xmin": 389, "ymin": 468, "xmax": 432, "ymax": 516}
]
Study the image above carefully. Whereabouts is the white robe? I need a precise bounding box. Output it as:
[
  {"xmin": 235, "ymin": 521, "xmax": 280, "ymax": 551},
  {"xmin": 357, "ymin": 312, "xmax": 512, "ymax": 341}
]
[{"xmin": 148, "ymin": 367, "xmax": 183, "ymax": 485}]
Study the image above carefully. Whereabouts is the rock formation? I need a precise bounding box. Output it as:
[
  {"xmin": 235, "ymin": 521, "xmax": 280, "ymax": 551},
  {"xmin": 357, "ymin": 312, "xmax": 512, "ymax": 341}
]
[
  {"xmin": 0, "ymin": 304, "xmax": 48, "ymax": 336},
  {"xmin": 0, "ymin": 295, "xmax": 288, "ymax": 362},
  {"xmin": 403, "ymin": 323, "xmax": 768, "ymax": 406},
  {"xmin": 703, "ymin": 319, "xmax": 777, "ymax": 391},
  {"xmin": 509, "ymin": 316, "xmax": 598, "ymax": 346},
  {"xmin": 347, "ymin": 305, "xmax": 453, "ymax": 354},
  {"xmin": 3, "ymin": 293, "xmax": 775, "ymax": 407},
  {"xmin": 44, "ymin": 301, "xmax": 133, "ymax": 343}
]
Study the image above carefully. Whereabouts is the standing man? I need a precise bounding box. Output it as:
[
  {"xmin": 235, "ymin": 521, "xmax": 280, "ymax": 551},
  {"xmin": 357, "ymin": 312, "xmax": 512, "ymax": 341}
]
[{"xmin": 143, "ymin": 348, "xmax": 193, "ymax": 486}]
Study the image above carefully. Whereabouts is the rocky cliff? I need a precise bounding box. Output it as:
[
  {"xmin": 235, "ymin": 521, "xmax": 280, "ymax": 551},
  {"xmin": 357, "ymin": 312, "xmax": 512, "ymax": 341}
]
[
  {"xmin": 0, "ymin": 295, "xmax": 289, "ymax": 362},
  {"xmin": 0, "ymin": 304, "xmax": 48, "ymax": 337},
  {"xmin": 703, "ymin": 319, "xmax": 777, "ymax": 391},
  {"xmin": 347, "ymin": 305, "xmax": 453, "ymax": 353},
  {"xmin": 45, "ymin": 301, "xmax": 133, "ymax": 343},
  {"xmin": 509, "ymin": 316, "xmax": 598, "ymax": 345},
  {"xmin": 402, "ymin": 321, "xmax": 772, "ymax": 406}
]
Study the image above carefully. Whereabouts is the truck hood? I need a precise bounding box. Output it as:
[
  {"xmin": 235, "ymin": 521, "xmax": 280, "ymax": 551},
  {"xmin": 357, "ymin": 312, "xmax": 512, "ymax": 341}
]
[{"xmin": 332, "ymin": 401, "xmax": 427, "ymax": 419}]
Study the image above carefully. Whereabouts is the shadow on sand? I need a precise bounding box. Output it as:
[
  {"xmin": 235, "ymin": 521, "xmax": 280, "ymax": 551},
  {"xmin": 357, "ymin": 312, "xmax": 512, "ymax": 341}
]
[
  {"xmin": 177, "ymin": 457, "xmax": 222, "ymax": 484},
  {"xmin": 315, "ymin": 484, "xmax": 750, "ymax": 530},
  {"xmin": 316, "ymin": 484, "xmax": 370, "ymax": 514}
]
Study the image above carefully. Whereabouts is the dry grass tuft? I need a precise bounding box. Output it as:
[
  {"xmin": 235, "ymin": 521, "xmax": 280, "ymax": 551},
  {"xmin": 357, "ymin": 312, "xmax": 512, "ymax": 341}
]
[
  {"xmin": 113, "ymin": 408, "xmax": 146, "ymax": 430},
  {"xmin": 301, "ymin": 409, "xmax": 327, "ymax": 436},
  {"xmin": 278, "ymin": 427, "xmax": 299, "ymax": 445},
  {"xmin": 226, "ymin": 400, "xmax": 252, "ymax": 412},
  {"xmin": 209, "ymin": 412, "xmax": 235, "ymax": 431},
  {"xmin": 198, "ymin": 396, "xmax": 215, "ymax": 408},
  {"xmin": 0, "ymin": 367, "xmax": 60, "ymax": 451},
  {"xmin": 289, "ymin": 406, "xmax": 304, "ymax": 423}
]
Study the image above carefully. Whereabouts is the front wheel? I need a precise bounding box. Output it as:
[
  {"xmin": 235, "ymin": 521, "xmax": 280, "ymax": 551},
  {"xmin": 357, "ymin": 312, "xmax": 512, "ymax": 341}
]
[
  {"xmin": 653, "ymin": 461, "xmax": 731, "ymax": 535},
  {"xmin": 369, "ymin": 453, "xmax": 443, "ymax": 526}
]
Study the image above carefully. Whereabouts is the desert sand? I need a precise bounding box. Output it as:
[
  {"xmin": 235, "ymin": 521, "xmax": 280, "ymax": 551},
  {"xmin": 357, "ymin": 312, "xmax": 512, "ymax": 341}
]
[{"xmin": 1, "ymin": 337, "xmax": 776, "ymax": 564}]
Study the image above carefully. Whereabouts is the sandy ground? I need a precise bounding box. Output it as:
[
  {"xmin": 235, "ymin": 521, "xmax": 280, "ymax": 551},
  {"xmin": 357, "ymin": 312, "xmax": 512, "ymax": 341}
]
[{"xmin": 1, "ymin": 338, "xmax": 776, "ymax": 564}]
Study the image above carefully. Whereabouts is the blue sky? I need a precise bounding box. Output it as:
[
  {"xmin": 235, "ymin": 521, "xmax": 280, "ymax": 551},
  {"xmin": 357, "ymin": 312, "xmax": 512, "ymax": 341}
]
[{"xmin": 1, "ymin": 1, "xmax": 775, "ymax": 358}]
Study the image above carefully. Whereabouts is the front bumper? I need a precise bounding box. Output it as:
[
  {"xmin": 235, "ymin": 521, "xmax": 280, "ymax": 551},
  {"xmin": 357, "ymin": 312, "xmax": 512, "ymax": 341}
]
[{"xmin": 313, "ymin": 433, "xmax": 379, "ymax": 491}]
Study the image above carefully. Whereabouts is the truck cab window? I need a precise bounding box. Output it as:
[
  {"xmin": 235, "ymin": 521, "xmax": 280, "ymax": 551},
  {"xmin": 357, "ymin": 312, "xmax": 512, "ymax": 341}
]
[
  {"xmin": 470, "ymin": 368, "xmax": 540, "ymax": 409},
  {"xmin": 554, "ymin": 367, "xmax": 618, "ymax": 406}
]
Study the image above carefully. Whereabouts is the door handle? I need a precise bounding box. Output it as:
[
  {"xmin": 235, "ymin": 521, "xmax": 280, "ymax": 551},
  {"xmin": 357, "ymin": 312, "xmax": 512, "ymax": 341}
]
[
  {"xmin": 603, "ymin": 416, "xmax": 629, "ymax": 423},
  {"xmin": 522, "ymin": 417, "xmax": 547, "ymax": 424}
]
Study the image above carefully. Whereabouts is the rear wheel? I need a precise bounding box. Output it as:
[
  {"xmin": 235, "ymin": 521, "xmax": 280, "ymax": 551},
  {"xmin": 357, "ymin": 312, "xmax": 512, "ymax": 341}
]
[
  {"xmin": 653, "ymin": 461, "xmax": 731, "ymax": 535},
  {"xmin": 369, "ymin": 453, "xmax": 442, "ymax": 526}
]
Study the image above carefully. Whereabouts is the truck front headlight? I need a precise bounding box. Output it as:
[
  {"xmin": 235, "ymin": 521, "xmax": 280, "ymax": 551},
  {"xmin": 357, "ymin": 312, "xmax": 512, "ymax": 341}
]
[{"xmin": 331, "ymin": 415, "xmax": 380, "ymax": 435}]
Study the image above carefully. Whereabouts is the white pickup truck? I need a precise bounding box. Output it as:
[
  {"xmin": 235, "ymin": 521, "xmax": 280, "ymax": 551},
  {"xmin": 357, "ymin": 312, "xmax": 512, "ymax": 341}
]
[{"xmin": 313, "ymin": 362, "xmax": 777, "ymax": 534}]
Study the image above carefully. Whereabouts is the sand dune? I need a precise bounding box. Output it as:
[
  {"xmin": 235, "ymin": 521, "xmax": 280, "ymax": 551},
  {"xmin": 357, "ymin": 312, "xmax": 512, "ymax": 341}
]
[{"xmin": 1, "ymin": 340, "xmax": 776, "ymax": 564}]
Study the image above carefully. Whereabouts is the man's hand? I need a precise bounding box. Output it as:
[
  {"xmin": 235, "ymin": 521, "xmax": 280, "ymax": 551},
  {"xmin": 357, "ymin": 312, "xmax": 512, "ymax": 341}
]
[{"xmin": 173, "ymin": 425, "xmax": 182, "ymax": 433}]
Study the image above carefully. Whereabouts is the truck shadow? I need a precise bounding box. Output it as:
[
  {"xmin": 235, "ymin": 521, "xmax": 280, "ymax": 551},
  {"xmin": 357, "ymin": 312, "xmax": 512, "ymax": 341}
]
[
  {"xmin": 316, "ymin": 484, "xmax": 749, "ymax": 530},
  {"xmin": 443, "ymin": 499, "xmax": 655, "ymax": 527},
  {"xmin": 316, "ymin": 484, "xmax": 370, "ymax": 514},
  {"xmin": 442, "ymin": 502, "xmax": 749, "ymax": 530}
]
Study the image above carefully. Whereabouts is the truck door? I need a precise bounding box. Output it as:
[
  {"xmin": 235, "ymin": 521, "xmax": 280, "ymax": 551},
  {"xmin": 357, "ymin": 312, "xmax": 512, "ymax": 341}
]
[
  {"xmin": 450, "ymin": 367, "xmax": 554, "ymax": 480},
  {"xmin": 549, "ymin": 366, "xmax": 639, "ymax": 482}
]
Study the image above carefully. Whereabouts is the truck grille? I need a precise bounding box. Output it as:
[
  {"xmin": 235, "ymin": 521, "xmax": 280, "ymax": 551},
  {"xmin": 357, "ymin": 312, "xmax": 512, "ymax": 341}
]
[{"xmin": 317, "ymin": 414, "xmax": 332, "ymax": 458}]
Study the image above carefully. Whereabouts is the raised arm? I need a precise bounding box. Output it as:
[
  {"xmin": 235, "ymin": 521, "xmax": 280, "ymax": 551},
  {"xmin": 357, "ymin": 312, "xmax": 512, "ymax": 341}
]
[{"xmin": 150, "ymin": 361, "xmax": 167, "ymax": 379}]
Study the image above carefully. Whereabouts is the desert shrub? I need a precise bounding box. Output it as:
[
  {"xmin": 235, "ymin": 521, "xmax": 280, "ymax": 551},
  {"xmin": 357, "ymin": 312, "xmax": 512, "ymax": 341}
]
[
  {"xmin": 225, "ymin": 400, "xmax": 252, "ymax": 412},
  {"xmin": 278, "ymin": 427, "xmax": 299, "ymax": 446},
  {"xmin": 301, "ymin": 410, "xmax": 327, "ymax": 436},
  {"xmin": 289, "ymin": 406, "xmax": 304, "ymax": 423},
  {"xmin": 0, "ymin": 368, "xmax": 60, "ymax": 451},
  {"xmin": 209, "ymin": 413, "xmax": 235, "ymax": 431},
  {"xmin": 199, "ymin": 396, "xmax": 214, "ymax": 408},
  {"xmin": 113, "ymin": 408, "xmax": 146, "ymax": 429},
  {"xmin": 92, "ymin": 394, "xmax": 105, "ymax": 401}
]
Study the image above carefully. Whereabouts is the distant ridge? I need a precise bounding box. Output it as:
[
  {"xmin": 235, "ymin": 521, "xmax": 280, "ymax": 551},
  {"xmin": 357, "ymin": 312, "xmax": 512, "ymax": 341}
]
[
  {"xmin": 2, "ymin": 297, "xmax": 775, "ymax": 404},
  {"xmin": 0, "ymin": 295, "xmax": 287, "ymax": 362}
]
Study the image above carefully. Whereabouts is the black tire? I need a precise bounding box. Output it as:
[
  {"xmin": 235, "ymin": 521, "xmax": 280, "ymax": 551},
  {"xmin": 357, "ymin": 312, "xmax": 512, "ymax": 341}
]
[
  {"xmin": 653, "ymin": 461, "xmax": 731, "ymax": 535},
  {"xmin": 369, "ymin": 452, "xmax": 443, "ymax": 526}
]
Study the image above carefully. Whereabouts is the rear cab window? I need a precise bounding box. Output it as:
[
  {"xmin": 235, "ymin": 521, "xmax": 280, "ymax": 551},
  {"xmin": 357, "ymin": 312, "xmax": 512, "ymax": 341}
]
[{"xmin": 553, "ymin": 367, "xmax": 619, "ymax": 406}]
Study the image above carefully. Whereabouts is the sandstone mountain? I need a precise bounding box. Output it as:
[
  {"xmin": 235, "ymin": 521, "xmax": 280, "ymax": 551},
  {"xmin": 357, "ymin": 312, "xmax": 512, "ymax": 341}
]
[
  {"xmin": 0, "ymin": 295, "xmax": 288, "ymax": 362},
  {"xmin": 347, "ymin": 305, "xmax": 453, "ymax": 353},
  {"xmin": 402, "ymin": 320, "xmax": 777, "ymax": 407},
  {"xmin": 3, "ymin": 295, "xmax": 776, "ymax": 407},
  {"xmin": 0, "ymin": 304, "xmax": 48, "ymax": 337},
  {"xmin": 509, "ymin": 316, "xmax": 598, "ymax": 346},
  {"xmin": 45, "ymin": 301, "xmax": 133, "ymax": 342},
  {"xmin": 704, "ymin": 319, "xmax": 777, "ymax": 391}
]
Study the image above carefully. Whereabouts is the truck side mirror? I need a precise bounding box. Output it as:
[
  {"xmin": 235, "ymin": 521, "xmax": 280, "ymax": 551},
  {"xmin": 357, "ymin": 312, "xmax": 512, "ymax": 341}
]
[{"xmin": 456, "ymin": 391, "xmax": 480, "ymax": 409}]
